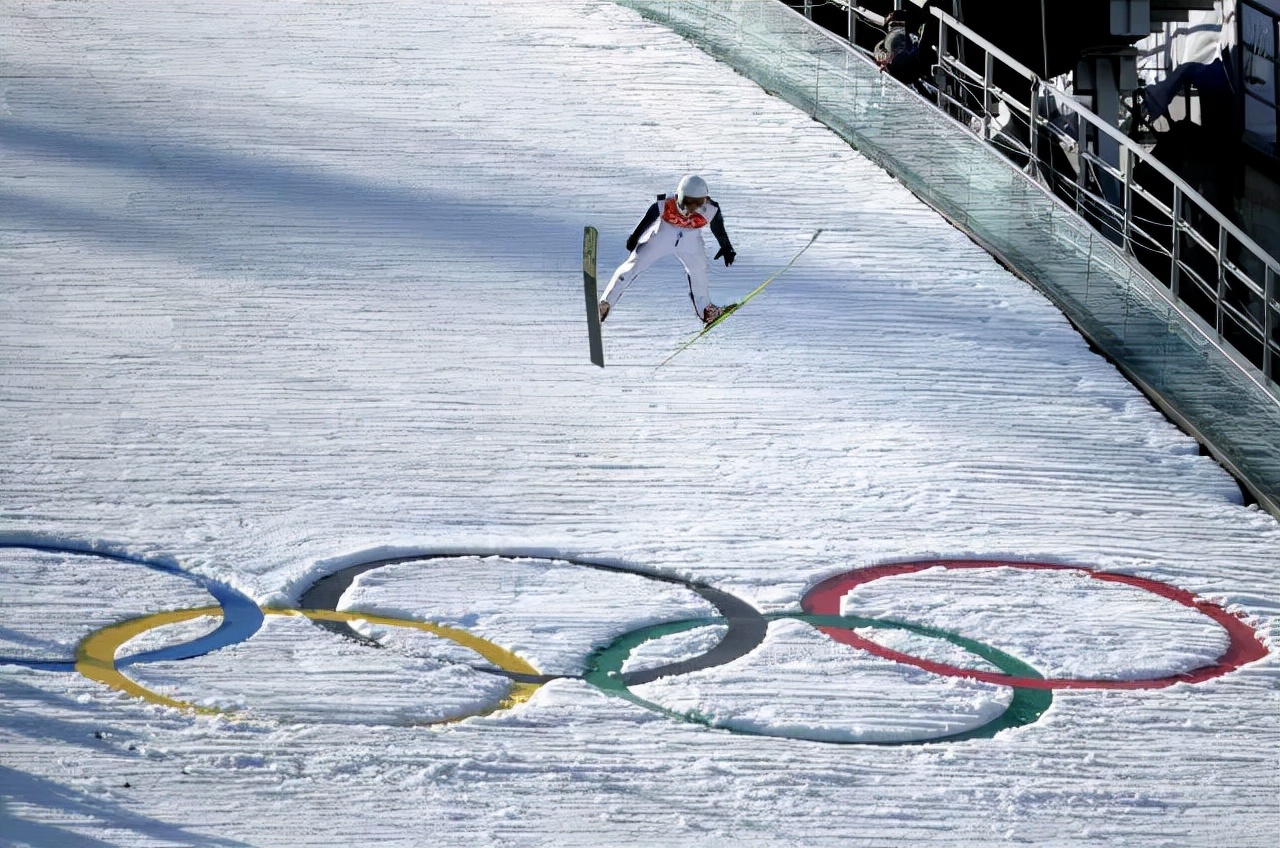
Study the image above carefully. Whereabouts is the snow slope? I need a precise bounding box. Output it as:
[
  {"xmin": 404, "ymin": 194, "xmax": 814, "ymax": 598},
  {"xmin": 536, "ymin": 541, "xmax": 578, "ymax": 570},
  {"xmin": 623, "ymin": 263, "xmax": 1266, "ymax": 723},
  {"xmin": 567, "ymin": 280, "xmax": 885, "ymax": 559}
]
[{"xmin": 2, "ymin": 0, "xmax": 1278, "ymax": 845}]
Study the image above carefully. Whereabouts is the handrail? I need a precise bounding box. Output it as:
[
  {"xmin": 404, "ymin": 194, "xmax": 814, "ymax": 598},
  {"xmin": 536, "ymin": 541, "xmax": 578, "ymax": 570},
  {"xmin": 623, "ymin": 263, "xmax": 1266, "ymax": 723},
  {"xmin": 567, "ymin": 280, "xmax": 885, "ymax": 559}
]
[
  {"xmin": 931, "ymin": 7, "xmax": 1279, "ymax": 394},
  {"xmin": 934, "ymin": 8, "xmax": 1279, "ymax": 276},
  {"xmin": 813, "ymin": 0, "xmax": 886, "ymax": 30},
  {"xmin": 932, "ymin": 7, "xmax": 1038, "ymax": 81}
]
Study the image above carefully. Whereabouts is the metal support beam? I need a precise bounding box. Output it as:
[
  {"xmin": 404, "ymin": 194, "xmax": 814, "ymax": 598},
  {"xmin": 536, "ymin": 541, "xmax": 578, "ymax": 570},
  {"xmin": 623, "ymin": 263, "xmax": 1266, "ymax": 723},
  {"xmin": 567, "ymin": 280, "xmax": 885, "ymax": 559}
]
[{"xmin": 1111, "ymin": 0, "xmax": 1152, "ymax": 35}]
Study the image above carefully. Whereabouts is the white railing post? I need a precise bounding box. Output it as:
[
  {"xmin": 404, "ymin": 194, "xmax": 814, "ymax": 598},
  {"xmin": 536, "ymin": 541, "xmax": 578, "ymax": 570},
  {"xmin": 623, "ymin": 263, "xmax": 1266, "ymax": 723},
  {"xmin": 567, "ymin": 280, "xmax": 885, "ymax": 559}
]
[
  {"xmin": 1217, "ymin": 225, "xmax": 1228, "ymax": 338},
  {"xmin": 1267, "ymin": 266, "xmax": 1276, "ymax": 381},
  {"xmin": 982, "ymin": 51, "xmax": 993, "ymax": 139},
  {"xmin": 1029, "ymin": 78, "xmax": 1041, "ymax": 181},
  {"xmin": 1122, "ymin": 146, "xmax": 1133, "ymax": 254},
  {"xmin": 935, "ymin": 16, "xmax": 948, "ymax": 110},
  {"xmin": 1076, "ymin": 114, "xmax": 1088, "ymax": 214},
  {"xmin": 1171, "ymin": 185, "xmax": 1183, "ymax": 300}
]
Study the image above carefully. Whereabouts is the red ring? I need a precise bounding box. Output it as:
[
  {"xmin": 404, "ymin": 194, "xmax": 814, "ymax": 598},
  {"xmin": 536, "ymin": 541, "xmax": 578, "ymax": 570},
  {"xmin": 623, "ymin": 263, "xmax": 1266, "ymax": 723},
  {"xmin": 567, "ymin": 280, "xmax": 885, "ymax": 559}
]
[{"xmin": 800, "ymin": 560, "xmax": 1269, "ymax": 691}]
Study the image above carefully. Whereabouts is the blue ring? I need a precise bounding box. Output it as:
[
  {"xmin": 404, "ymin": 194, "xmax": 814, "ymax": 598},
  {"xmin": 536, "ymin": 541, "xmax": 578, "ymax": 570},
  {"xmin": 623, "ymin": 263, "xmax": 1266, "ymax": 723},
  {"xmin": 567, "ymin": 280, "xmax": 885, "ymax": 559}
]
[{"xmin": 0, "ymin": 540, "xmax": 263, "ymax": 671}]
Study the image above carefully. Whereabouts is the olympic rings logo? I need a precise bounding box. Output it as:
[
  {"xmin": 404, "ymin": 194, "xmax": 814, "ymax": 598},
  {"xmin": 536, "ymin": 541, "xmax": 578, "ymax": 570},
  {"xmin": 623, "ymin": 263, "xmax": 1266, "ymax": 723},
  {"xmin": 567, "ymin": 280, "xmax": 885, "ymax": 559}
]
[{"xmin": 1, "ymin": 542, "xmax": 1268, "ymax": 746}]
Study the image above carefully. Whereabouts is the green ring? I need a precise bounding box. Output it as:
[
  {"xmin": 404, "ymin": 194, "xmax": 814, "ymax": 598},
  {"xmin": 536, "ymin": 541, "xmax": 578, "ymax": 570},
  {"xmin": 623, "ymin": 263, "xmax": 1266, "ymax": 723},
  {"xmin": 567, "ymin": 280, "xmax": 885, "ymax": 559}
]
[{"xmin": 583, "ymin": 613, "xmax": 1052, "ymax": 745}]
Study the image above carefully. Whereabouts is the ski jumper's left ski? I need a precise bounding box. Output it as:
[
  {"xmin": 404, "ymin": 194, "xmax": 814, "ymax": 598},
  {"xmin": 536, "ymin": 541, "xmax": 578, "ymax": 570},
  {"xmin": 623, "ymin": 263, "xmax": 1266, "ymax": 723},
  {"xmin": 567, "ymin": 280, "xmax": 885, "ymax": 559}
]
[
  {"xmin": 583, "ymin": 225, "xmax": 604, "ymax": 368},
  {"xmin": 658, "ymin": 228, "xmax": 823, "ymax": 368}
]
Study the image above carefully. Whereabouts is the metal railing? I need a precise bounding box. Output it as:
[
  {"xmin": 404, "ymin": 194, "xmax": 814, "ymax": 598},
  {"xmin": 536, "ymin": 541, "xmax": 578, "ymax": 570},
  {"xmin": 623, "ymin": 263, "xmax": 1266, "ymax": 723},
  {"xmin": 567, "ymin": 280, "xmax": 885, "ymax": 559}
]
[
  {"xmin": 800, "ymin": 0, "xmax": 889, "ymax": 47},
  {"xmin": 618, "ymin": 0, "xmax": 1280, "ymax": 516},
  {"xmin": 929, "ymin": 7, "xmax": 1279, "ymax": 399}
]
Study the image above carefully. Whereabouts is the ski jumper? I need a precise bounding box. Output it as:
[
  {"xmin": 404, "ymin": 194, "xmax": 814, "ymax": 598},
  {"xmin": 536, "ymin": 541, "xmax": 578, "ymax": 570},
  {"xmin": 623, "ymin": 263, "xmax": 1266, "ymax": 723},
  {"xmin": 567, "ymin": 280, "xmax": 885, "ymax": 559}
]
[{"xmin": 600, "ymin": 194, "xmax": 734, "ymax": 319}]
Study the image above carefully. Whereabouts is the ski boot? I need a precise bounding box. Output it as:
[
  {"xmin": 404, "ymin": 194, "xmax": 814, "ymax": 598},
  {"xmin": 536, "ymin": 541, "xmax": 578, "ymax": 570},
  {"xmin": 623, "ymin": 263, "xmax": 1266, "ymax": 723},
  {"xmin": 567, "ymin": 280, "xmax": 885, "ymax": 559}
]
[{"xmin": 701, "ymin": 303, "xmax": 734, "ymax": 326}]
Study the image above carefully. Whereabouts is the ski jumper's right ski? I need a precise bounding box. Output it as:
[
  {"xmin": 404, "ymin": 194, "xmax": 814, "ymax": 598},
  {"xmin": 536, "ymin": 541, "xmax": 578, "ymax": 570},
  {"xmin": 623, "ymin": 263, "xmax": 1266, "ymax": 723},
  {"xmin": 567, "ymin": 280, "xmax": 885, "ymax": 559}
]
[
  {"xmin": 583, "ymin": 225, "xmax": 604, "ymax": 368},
  {"xmin": 658, "ymin": 229, "xmax": 823, "ymax": 368}
]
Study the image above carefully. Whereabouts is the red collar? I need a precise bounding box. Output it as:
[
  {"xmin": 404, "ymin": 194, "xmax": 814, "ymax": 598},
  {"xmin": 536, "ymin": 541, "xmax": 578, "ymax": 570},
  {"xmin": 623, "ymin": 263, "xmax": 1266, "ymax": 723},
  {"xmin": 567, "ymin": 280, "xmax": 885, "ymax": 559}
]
[{"xmin": 661, "ymin": 197, "xmax": 708, "ymax": 229}]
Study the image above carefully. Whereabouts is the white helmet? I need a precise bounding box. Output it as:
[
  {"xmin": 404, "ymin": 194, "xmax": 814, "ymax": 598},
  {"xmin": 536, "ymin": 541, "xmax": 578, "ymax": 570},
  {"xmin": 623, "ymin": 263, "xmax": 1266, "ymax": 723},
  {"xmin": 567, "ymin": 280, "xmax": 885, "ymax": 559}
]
[{"xmin": 677, "ymin": 174, "xmax": 710, "ymax": 204}]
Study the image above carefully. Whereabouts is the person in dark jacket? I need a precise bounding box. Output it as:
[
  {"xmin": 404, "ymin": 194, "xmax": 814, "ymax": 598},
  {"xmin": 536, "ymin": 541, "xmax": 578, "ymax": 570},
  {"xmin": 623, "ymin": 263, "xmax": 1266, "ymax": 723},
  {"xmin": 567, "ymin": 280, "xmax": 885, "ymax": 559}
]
[{"xmin": 874, "ymin": 11, "xmax": 924, "ymax": 85}]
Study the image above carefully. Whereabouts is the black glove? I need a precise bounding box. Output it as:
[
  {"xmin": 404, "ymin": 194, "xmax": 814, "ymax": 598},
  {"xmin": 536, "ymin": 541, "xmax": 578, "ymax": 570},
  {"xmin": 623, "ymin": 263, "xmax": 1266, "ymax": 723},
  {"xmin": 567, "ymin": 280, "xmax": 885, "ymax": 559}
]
[
  {"xmin": 715, "ymin": 247, "xmax": 736, "ymax": 267},
  {"xmin": 626, "ymin": 234, "xmax": 639, "ymax": 252}
]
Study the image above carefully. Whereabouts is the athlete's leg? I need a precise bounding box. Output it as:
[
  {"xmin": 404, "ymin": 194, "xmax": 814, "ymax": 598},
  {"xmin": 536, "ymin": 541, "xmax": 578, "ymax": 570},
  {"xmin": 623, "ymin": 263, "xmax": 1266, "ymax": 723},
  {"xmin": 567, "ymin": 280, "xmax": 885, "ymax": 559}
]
[
  {"xmin": 675, "ymin": 232, "xmax": 714, "ymax": 318},
  {"xmin": 600, "ymin": 232, "xmax": 670, "ymax": 311}
]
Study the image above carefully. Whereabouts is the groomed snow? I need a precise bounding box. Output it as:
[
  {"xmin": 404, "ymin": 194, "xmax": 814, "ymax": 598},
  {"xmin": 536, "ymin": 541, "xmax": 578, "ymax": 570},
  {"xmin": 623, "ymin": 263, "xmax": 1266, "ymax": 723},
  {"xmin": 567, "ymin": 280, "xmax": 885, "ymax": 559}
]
[
  {"xmin": 339, "ymin": 555, "xmax": 717, "ymax": 675},
  {"xmin": 2, "ymin": 0, "xmax": 1278, "ymax": 845}
]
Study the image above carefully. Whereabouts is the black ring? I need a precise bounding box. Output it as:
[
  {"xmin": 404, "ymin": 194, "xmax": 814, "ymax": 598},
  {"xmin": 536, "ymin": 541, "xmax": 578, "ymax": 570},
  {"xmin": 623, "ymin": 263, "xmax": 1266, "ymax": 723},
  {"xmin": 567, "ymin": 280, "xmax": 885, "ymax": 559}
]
[{"xmin": 294, "ymin": 552, "xmax": 767, "ymax": 685}]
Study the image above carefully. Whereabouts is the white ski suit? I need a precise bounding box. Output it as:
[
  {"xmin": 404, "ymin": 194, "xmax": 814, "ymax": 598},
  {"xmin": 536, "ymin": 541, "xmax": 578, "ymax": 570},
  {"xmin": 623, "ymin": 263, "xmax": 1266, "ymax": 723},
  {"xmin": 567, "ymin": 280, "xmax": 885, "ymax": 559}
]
[{"xmin": 600, "ymin": 194, "xmax": 735, "ymax": 319}]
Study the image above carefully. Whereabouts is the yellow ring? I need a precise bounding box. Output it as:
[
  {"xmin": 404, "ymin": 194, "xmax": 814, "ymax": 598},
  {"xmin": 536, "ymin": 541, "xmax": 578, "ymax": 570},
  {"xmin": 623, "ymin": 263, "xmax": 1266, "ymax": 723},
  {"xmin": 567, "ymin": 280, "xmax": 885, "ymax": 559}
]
[{"xmin": 76, "ymin": 606, "xmax": 543, "ymax": 722}]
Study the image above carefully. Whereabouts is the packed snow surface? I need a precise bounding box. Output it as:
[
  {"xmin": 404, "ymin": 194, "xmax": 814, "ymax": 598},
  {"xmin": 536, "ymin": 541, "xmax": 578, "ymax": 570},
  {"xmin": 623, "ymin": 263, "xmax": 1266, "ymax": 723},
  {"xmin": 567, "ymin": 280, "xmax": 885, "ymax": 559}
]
[{"xmin": 1, "ymin": 0, "xmax": 1278, "ymax": 845}]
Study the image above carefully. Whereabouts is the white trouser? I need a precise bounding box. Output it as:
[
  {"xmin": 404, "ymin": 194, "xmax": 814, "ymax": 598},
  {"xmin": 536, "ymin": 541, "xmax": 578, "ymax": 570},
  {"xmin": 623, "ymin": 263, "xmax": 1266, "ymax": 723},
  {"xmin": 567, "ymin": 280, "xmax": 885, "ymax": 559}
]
[{"xmin": 600, "ymin": 222, "xmax": 712, "ymax": 318}]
